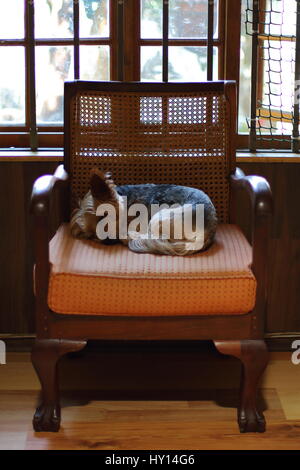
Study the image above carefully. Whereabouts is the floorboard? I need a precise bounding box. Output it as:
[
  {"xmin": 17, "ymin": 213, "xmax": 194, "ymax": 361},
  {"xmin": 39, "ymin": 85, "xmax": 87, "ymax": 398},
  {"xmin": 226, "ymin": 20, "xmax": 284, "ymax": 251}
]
[{"xmin": 0, "ymin": 351, "xmax": 299, "ymax": 450}]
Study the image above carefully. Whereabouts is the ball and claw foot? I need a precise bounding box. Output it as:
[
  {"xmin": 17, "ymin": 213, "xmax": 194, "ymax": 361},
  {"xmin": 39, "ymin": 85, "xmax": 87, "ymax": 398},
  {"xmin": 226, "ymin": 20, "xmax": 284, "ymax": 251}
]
[
  {"xmin": 214, "ymin": 339, "xmax": 269, "ymax": 434},
  {"xmin": 31, "ymin": 339, "xmax": 86, "ymax": 432},
  {"xmin": 238, "ymin": 408, "xmax": 266, "ymax": 433},
  {"xmin": 33, "ymin": 404, "xmax": 61, "ymax": 432}
]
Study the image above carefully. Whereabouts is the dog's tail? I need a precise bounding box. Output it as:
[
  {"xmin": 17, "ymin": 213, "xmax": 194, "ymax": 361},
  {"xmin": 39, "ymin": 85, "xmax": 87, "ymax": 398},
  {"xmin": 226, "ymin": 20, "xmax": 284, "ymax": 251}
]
[
  {"xmin": 128, "ymin": 205, "xmax": 213, "ymax": 256},
  {"xmin": 128, "ymin": 237, "xmax": 210, "ymax": 256}
]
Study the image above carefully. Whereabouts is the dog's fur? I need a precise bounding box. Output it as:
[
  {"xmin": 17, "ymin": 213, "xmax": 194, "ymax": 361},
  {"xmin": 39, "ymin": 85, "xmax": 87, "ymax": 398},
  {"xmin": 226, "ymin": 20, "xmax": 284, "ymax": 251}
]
[{"xmin": 70, "ymin": 169, "xmax": 218, "ymax": 255}]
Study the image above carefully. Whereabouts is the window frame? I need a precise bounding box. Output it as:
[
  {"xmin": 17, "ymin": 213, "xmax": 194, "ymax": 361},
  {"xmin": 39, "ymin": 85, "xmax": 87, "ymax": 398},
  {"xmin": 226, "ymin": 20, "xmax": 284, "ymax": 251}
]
[
  {"xmin": 0, "ymin": 0, "xmax": 248, "ymax": 150},
  {"xmin": 0, "ymin": 0, "xmax": 118, "ymax": 149}
]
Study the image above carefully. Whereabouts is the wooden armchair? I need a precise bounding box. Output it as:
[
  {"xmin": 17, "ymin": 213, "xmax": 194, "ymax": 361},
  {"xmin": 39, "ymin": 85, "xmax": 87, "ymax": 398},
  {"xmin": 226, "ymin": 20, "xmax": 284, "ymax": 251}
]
[{"xmin": 30, "ymin": 80, "xmax": 272, "ymax": 433}]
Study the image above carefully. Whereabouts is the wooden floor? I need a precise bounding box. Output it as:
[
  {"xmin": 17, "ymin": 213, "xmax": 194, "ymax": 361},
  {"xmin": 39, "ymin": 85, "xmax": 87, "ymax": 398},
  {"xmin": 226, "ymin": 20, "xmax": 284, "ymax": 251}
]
[{"xmin": 0, "ymin": 344, "xmax": 300, "ymax": 450}]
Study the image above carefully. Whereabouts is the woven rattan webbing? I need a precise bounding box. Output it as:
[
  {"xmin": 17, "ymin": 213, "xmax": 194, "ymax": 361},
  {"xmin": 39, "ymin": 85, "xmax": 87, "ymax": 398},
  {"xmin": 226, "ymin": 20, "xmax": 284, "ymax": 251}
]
[{"xmin": 69, "ymin": 90, "xmax": 231, "ymax": 222}]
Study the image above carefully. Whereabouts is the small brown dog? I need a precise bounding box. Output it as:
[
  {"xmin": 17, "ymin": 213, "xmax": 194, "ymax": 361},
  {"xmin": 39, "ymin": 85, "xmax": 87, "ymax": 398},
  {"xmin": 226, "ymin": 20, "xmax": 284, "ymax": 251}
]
[{"xmin": 70, "ymin": 169, "xmax": 217, "ymax": 255}]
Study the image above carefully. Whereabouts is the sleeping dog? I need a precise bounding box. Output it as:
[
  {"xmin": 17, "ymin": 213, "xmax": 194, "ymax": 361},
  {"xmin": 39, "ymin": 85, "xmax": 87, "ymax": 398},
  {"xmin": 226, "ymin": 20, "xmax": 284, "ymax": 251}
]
[{"xmin": 70, "ymin": 169, "xmax": 217, "ymax": 256}]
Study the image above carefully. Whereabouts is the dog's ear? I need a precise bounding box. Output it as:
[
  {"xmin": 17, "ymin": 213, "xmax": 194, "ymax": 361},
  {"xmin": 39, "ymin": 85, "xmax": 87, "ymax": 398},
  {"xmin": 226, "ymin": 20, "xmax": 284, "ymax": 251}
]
[{"xmin": 90, "ymin": 169, "xmax": 117, "ymax": 201}]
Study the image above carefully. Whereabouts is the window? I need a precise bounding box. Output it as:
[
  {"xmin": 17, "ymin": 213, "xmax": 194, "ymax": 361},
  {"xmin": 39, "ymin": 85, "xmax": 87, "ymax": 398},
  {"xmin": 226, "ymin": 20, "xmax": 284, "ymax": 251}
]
[
  {"xmin": 0, "ymin": 0, "xmax": 114, "ymax": 148},
  {"xmin": 0, "ymin": 0, "xmax": 241, "ymax": 150}
]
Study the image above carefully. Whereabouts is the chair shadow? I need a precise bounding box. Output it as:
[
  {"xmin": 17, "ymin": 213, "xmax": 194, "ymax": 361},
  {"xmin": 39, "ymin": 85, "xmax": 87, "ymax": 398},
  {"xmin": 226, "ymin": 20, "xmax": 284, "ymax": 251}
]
[
  {"xmin": 41, "ymin": 341, "xmax": 268, "ymax": 414},
  {"xmin": 57, "ymin": 389, "xmax": 267, "ymax": 413}
]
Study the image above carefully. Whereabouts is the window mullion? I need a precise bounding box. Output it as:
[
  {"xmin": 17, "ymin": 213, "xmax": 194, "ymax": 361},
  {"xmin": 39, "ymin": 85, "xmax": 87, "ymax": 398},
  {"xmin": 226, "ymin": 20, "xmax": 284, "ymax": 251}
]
[
  {"xmin": 249, "ymin": 0, "xmax": 259, "ymax": 151},
  {"xmin": 162, "ymin": 0, "xmax": 169, "ymax": 82},
  {"xmin": 117, "ymin": 0, "xmax": 124, "ymax": 80},
  {"xmin": 123, "ymin": 0, "xmax": 139, "ymax": 80},
  {"xmin": 207, "ymin": 0, "xmax": 214, "ymax": 80},
  {"xmin": 26, "ymin": 0, "xmax": 38, "ymax": 150},
  {"xmin": 74, "ymin": 0, "xmax": 80, "ymax": 79}
]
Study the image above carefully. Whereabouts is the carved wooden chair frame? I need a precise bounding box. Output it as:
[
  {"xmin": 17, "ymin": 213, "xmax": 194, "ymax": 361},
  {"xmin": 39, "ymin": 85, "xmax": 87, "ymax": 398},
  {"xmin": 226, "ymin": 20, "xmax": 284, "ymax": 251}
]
[{"xmin": 30, "ymin": 81, "xmax": 272, "ymax": 433}]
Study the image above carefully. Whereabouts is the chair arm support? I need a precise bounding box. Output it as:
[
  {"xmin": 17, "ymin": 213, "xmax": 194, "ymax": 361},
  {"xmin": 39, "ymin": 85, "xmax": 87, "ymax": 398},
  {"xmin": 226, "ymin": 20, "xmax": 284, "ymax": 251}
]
[
  {"xmin": 230, "ymin": 167, "xmax": 273, "ymax": 219},
  {"xmin": 30, "ymin": 165, "xmax": 69, "ymax": 334},
  {"xmin": 230, "ymin": 168, "xmax": 273, "ymax": 327},
  {"xmin": 30, "ymin": 164, "xmax": 69, "ymax": 216}
]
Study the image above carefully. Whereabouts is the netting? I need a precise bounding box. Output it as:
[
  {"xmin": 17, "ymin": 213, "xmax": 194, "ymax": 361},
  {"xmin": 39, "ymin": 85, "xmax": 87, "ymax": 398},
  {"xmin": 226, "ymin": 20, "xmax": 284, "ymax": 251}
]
[{"xmin": 245, "ymin": 0, "xmax": 298, "ymax": 148}]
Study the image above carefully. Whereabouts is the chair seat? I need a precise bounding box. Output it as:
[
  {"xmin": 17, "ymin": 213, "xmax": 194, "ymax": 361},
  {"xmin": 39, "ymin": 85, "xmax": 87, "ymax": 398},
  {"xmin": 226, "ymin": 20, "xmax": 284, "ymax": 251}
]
[{"xmin": 47, "ymin": 223, "xmax": 256, "ymax": 316}]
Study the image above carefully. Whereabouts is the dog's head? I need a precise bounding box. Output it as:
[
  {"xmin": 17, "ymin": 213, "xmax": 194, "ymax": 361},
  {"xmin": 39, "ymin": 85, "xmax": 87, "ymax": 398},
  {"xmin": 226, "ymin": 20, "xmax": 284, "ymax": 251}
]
[{"xmin": 70, "ymin": 169, "xmax": 122, "ymax": 244}]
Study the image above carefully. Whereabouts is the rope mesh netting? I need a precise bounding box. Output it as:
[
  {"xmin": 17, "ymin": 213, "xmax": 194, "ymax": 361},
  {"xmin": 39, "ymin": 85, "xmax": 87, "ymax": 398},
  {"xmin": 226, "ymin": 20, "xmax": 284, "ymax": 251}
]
[{"xmin": 245, "ymin": 0, "xmax": 298, "ymax": 149}]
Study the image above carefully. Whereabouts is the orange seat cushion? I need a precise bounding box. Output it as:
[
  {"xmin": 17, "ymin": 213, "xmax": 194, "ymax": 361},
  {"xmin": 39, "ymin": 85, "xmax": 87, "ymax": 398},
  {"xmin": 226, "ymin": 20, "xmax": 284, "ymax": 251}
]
[{"xmin": 47, "ymin": 224, "xmax": 256, "ymax": 316}]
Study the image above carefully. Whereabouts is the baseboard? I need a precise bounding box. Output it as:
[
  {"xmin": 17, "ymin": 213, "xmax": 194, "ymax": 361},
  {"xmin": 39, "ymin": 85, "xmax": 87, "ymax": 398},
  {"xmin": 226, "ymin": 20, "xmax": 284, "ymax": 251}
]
[
  {"xmin": 0, "ymin": 335, "xmax": 35, "ymax": 352},
  {"xmin": 1, "ymin": 333, "xmax": 300, "ymax": 352},
  {"xmin": 265, "ymin": 333, "xmax": 300, "ymax": 351}
]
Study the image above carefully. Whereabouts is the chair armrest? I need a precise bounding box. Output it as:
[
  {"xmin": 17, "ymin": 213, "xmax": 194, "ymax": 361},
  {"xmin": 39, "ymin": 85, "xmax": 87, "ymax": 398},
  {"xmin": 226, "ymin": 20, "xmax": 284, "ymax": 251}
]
[
  {"xmin": 30, "ymin": 164, "xmax": 69, "ymax": 216},
  {"xmin": 230, "ymin": 167, "xmax": 273, "ymax": 218},
  {"xmin": 230, "ymin": 167, "xmax": 273, "ymax": 328},
  {"xmin": 230, "ymin": 167, "xmax": 273, "ymax": 259},
  {"xmin": 30, "ymin": 165, "xmax": 69, "ymax": 332}
]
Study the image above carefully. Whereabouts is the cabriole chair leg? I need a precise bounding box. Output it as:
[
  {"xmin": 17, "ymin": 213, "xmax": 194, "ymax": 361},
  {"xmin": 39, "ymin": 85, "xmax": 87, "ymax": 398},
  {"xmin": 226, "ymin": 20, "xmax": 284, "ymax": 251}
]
[
  {"xmin": 213, "ymin": 339, "xmax": 269, "ymax": 433},
  {"xmin": 31, "ymin": 339, "xmax": 87, "ymax": 432}
]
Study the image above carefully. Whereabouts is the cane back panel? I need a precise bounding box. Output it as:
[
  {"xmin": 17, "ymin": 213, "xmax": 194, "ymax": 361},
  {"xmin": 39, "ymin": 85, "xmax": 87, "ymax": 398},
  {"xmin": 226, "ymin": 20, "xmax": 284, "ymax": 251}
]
[{"xmin": 65, "ymin": 82, "xmax": 235, "ymax": 223}]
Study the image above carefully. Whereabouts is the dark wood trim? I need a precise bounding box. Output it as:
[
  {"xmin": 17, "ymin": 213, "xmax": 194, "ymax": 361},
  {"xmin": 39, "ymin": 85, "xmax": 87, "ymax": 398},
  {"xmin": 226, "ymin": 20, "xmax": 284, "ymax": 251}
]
[
  {"xmin": 0, "ymin": 132, "xmax": 292, "ymax": 151},
  {"xmin": 265, "ymin": 336, "xmax": 300, "ymax": 352},
  {"xmin": 123, "ymin": 0, "xmax": 139, "ymax": 81},
  {"xmin": 139, "ymin": 39, "xmax": 221, "ymax": 46},
  {"xmin": 63, "ymin": 82, "xmax": 75, "ymax": 175},
  {"xmin": 256, "ymin": 0, "xmax": 266, "ymax": 112},
  {"xmin": 237, "ymin": 133, "xmax": 291, "ymax": 149},
  {"xmin": 115, "ymin": 0, "xmax": 124, "ymax": 80},
  {"xmin": 48, "ymin": 312, "xmax": 255, "ymax": 341},
  {"xmin": 73, "ymin": 0, "xmax": 80, "ymax": 80},
  {"xmin": 249, "ymin": 0, "xmax": 259, "ymax": 151},
  {"xmin": 207, "ymin": 0, "xmax": 214, "ymax": 80},
  {"xmin": 25, "ymin": 0, "xmax": 38, "ymax": 150},
  {"xmin": 34, "ymin": 38, "xmax": 112, "ymax": 46},
  {"xmin": 218, "ymin": 0, "xmax": 226, "ymax": 79},
  {"xmin": 0, "ymin": 39, "xmax": 26, "ymax": 46},
  {"xmin": 110, "ymin": 0, "xmax": 117, "ymax": 80},
  {"xmin": 224, "ymin": 0, "xmax": 241, "ymax": 86},
  {"xmin": 2, "ymin": 149, "xmax": 300, "ymax": 163},
  {"xmin": 2, "ymin": 334, "xmax": 299, "ymax": 352},
  {"xmin": 65, "ymin": 79, "xmax": 231, "ymax": 93},
  {"xmin": 162, "ymin": 0, "xmax": 169, "ymax": 82},
  {"xmin": 224, "ymin": 81, "xmax": 237, "ymax": 173}
]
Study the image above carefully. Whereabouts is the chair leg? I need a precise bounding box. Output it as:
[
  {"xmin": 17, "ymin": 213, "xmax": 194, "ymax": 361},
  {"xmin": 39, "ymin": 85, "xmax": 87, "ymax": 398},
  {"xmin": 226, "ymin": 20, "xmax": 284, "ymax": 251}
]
[
  {"xmin": 31, "ymin": 339, "xmax": 87, "ymax": 432},
  {"xmin": 213, "ymin": 340, "xmax": 269, "ymax": 433}
]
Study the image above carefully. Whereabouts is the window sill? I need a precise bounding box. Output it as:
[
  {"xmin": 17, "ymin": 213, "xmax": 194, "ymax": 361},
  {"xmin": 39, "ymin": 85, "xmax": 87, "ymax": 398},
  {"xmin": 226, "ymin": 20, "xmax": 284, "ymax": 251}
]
[
  {"xmin": 0, "ymin": 149, "xmax": 300, "ymax": 163},
  {"xmin": 0, "ymin": 150, "xmax": 63, "ymax": 162},
  {"xmin": 237, "ymin": 151, "xmax": 300, "ymax": 163}
]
